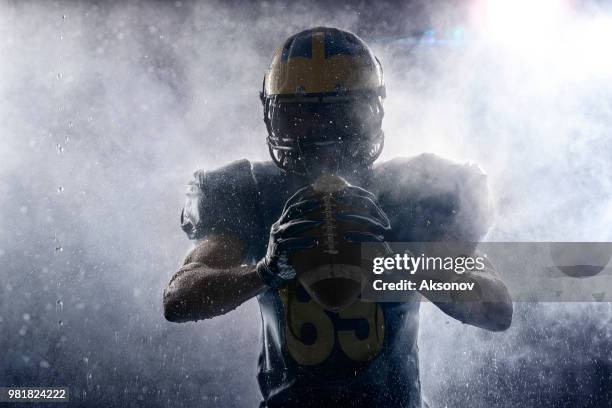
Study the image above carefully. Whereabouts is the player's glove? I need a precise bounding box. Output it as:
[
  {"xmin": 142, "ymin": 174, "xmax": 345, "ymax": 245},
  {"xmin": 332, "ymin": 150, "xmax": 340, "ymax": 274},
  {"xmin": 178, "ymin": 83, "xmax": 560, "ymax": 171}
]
[
  {"xmin": 256, "ymin": 188, "xmax": 321, "ymax": 288},
  {"xmin": 335, "ymin": 185, "xmax": 391, "ymax": 244}
]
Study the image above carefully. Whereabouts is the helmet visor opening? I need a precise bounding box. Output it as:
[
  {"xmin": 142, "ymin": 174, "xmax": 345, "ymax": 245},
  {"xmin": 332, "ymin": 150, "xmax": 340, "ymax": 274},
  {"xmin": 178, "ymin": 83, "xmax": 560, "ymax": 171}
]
[{"xmin": 268, "ymin": 97, "xmax": 382, "ymax": 149}]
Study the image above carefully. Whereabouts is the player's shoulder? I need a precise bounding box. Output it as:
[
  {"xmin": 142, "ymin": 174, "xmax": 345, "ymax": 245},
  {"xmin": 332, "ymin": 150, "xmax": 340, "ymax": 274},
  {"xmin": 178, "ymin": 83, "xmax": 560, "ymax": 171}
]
[
  {"xmin": 188, "ymin": 159, "xmax": 283, "ymax": 190},
  {"xmin": 181, "ymin": 159, "xmax": 261, "ymax": 241},
  {"xmin": 181, "ymin": 159, "xmax": 288, "ymax": 244},
  {"xmin": 189, "ymin": 158, "xmax": 254, "ymax": 191},
  {"xmin": 372, "ymin": 153, "xmax": 492, "ymax": 241},
  {"xmin": 373, "ymin": 153, "xmax": 487, "ymax": 189}
]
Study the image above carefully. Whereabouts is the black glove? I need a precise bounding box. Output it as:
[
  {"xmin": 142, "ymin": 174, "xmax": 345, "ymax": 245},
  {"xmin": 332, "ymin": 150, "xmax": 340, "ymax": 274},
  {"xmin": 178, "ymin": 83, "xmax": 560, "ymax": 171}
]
[
  {"xmin": 335, "ymin": 185, "xmax": 391, "ymax": 244},
  {"xmin": 256, "ymin": 187, "xmax": 321, "ymax": 288},
  {"xmin": 257, "ymin": 184, "xmax": 392, "ymax": 288}
]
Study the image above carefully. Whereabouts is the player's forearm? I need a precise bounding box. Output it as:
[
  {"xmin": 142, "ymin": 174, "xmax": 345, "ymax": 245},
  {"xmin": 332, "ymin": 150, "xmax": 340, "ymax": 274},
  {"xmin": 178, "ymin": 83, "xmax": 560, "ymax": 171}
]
[
  {"xmin": 163, "ymin": 263, "xmax": 266, "ymax": 322},
  {"xmin": 423, "ymin": 271, "xmax": 513, "ymax": 331}
]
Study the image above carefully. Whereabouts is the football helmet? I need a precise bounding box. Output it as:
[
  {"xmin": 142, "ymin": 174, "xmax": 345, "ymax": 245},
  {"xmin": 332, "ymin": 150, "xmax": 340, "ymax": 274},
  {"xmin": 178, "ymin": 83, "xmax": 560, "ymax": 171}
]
[{"xmin": 260, "ymin": 27, "xmax": 386, "ymax": 174}]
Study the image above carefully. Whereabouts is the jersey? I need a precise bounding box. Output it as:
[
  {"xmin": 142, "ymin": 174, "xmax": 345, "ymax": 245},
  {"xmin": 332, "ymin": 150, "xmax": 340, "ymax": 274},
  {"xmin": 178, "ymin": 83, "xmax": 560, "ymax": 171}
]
[{"xmin": 180, "ymin": 154, "xmax": 492, "ymax": 408}]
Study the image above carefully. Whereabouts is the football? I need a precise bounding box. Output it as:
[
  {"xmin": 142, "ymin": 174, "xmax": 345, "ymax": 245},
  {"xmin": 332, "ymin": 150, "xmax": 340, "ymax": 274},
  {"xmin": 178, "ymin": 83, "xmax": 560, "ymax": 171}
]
[{"xmin": 289, "ymin": 173, "xmax": 371, "ymax": 312}]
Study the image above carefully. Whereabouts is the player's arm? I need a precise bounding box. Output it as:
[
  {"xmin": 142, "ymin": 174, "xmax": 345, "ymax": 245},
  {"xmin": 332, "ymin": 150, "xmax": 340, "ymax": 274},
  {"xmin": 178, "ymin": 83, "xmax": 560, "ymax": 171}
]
[
  {"xmin": 163, "ymin": 233, "xmax": 266, "ymax": 322},
  {"xmin": 417, "ymin": 254, "xmax": 513, "ymax": 331},
  {"xmin": 163, "ymin": 163, "xmax": 321, "ymax": 322},
  {"xmin": 163, "ymin": 194, "xmax": 321, "ymax": 322},
  {"xmin": 163, "ymin": 162, "xmax": 267, "ymax": 322},
  {"xmin": 410, "ymin": 159, "xmax": 512, "ymax": 331}
]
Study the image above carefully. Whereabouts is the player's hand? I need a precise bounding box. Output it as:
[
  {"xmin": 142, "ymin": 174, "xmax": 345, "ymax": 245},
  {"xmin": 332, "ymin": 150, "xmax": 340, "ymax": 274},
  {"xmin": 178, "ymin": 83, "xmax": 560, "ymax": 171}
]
[
  {"xmin": 335, "ymin": 185, "xmax": 391, "ymax": 244},
  {"xmin": 256, "ymin": 188, "xmax": 321, "ymax": 288}
]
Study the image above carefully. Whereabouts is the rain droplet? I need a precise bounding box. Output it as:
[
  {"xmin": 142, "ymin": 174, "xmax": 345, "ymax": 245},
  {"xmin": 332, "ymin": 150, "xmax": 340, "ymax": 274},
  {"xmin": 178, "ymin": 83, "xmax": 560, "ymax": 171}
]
[
  {"xmin": 62, "ymin": 14, "xmax": 66, "ymax": 20},
  {"xmin": 56, "ymin": 144, "xmax": 64, "ymax": 154},
  {"xmin": 56, "ymin": 299, "xmax": 63, "ymax": 312},
  {"xmin": 55, "ymin": 246, "xmax": 63, "ymax": 252},
  {"xmin": 68, "ymin": 121, "xmax": 73, "ymax": 128},
  {"xmin": 58, "ymin": 320, "xmax": 63, "ymax": 329},
  {"xmin": 57, "ymin": 73, "xmax": 62, "ymax": 79},
  {"xmin": 57, "ymin": 186, "xmax": 64, "ymax": 193}
]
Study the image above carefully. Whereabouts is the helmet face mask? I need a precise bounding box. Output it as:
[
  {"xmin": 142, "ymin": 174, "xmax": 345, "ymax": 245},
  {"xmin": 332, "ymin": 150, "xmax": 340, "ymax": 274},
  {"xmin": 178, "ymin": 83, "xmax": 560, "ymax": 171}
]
[
  {"xmin": 264, "ymin": 93, "xmax": 384, "ymax": 174},
  {"xmin": 261, "ymin": 27, "xmax": 386, "ymax": 176}
]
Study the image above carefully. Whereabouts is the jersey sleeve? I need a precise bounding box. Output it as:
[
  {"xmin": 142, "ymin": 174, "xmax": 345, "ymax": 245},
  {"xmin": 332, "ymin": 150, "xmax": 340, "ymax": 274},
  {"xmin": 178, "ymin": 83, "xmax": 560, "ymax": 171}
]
[{"xmin": 180, "ymin": 159, "xmax": 262, "ymax": 246}]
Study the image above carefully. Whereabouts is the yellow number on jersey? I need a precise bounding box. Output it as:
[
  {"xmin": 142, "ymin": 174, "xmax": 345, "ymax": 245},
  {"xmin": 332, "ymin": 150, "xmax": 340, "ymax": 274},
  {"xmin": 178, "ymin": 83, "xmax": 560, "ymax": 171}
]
[{"xmin": 280, "ymin": 287, "xmax": 384, "ymax": 365}]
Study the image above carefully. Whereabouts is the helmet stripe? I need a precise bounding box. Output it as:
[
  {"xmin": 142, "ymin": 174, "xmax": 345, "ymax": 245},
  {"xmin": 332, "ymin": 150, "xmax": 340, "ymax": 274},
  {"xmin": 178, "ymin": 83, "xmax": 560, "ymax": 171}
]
[
  {"xmin": 265, "ymin": 27, "xmax": 384, "ymax": 96},
  {"xmin": 324, "ymin": 29, "xmax": 364, "ymax": 58},
  {"xmin": 281, "ymin": 32, "xmax": 312, "ymax": 61}
]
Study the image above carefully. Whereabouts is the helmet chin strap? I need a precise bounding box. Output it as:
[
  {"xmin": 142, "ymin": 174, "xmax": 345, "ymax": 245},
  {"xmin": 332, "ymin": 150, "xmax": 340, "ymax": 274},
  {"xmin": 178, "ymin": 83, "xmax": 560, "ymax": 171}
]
[
  {"xmin": 298, "ymin": 141, "xmax": 365, "ymax": 183},
  {"xmin": 295, "ymin": 132, "xmax": 341, "ymax": 180},
  {"xmin": 295, "ymin": 130, "xmax": 311, "ymax": 179}
]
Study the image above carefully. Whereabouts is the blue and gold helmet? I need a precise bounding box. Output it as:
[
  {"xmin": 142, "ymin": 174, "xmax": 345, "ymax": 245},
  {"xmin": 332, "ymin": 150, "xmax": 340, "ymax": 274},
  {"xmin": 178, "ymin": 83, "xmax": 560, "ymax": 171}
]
[{"xmin": 261, "ymin": 27, "xmax": 386, "ymax": 174}]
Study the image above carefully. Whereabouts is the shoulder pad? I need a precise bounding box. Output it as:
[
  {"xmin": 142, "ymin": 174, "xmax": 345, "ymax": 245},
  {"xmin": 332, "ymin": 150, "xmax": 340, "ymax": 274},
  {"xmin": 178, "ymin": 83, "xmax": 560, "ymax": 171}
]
[
  {"xmin": 373, "ymin": 154, "xmax": 492, "ymax": 242},
  {"xmin": 180, "ymin": 159, "xmax": 261, "ymax": 244}
]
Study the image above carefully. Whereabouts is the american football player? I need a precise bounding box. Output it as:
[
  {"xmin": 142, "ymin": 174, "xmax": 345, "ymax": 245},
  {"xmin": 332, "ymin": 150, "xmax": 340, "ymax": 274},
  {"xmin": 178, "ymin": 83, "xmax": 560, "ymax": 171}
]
[{"xmin": 163, "ymin": 27, "xmax": 512, "ymax": 408}]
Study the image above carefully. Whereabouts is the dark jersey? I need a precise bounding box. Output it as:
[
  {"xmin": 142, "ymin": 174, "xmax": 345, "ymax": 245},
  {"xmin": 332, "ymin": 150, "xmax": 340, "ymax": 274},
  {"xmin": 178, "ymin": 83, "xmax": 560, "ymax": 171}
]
[{"xmin": 180, "ymin": 154, "xmax": 491, "ymax": 408}]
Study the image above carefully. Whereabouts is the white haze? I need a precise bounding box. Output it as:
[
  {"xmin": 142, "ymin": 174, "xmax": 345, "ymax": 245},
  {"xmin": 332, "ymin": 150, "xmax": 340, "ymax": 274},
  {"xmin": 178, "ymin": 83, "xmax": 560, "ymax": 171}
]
[{"xmin": 1, "ymin": 1, "xmax": 611, "ymax": 406}]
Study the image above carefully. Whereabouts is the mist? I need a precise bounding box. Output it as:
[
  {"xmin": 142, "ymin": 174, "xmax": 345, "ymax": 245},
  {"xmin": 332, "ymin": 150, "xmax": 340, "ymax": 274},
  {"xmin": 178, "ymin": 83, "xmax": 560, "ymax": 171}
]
[{"xmin": 1, "ymin": 0, "xmax": 611, "ymax": 406}]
